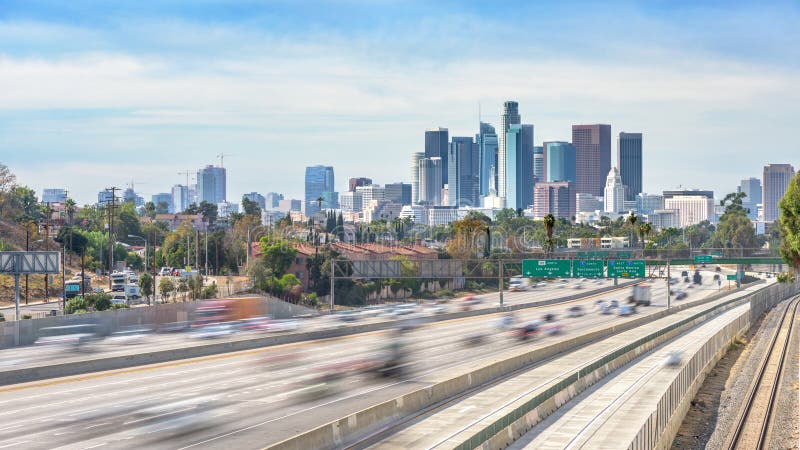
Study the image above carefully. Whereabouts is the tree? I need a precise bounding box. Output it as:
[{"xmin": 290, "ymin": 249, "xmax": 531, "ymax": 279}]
[
  {"xmin": 543, "ymin": 214, "xmax": 556, "ymax": 254},
  {"xmin": 0, "ymin": 163, "xmax": 17, "ymax": 217},
  {"xmin": 639, "ymin": 223, "xmax": 652, "ymax": 247},
  {"xmin": 446, "ymin": 216, "xmax": 490, "ymax": 259},
  {"xmin": 242, "ymin": 196, "xmax": 261, "ymax": 216},
  {"xmin": 11, "ymin": 186, "xmax": 41, "ymax": 223},
  {"xmin": 627, "ymin": 213, "xmax": 638, "ymax": 247},
  {"xmin": 155, "ymin": 201, "xmax": 170, "ymax": 214},
  {"xmin": 139, "ymin": 273, "xmax": 154, "ymax": 304},
  {"xmin": 260, "ymin": 238, "xmax": 297, "ymax": 276},
  {"xmin": 711, "ymin": 192, "xmax": 757, "ymax": 254},
  {"xmin": 159, "ymin": 277, "xmax": 175, "ymax": 302},
  {"xmin": 186, "ymin": 201, "xmax": 218, "ymax": 225},
  {"xmin": 143, "ymin": 201, "xmax": 157, "ymax": 219},
  {"xmin": 779, "ymin": 172, "xmax": 800, "ymax": 269}
]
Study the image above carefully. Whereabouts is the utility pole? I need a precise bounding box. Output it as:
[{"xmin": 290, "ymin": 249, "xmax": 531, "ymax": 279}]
[
  {"xmin": 44, "ymin": 203, "xmax": 51, "ymax": 302},
  {"xmin": 105, "ymin": 186, "xmax": 119, "ymax": 287}
]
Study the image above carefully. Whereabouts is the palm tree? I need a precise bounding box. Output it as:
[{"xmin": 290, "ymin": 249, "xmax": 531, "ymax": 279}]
[
  {"xmin": 627, "ymin": 213, "xmax": 638, "ymax": 248},
  {"xmin": 638, "ymin": 222, "xmax": 651, "ymax": 249},
  {"xmin": 543, "ymin": 213, "xmax": 556, "ymax": 255}
]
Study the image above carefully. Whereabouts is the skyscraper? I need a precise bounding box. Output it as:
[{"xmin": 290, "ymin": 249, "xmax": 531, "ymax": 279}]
[
  {"xmin": 544, "ymin": 142, "xmax": 577, "ymax": 183},
  {"xmin": 572, "ymin": 124, "xmax": 611, "ymax": 197},
  {"xmin": 197, "ymin": 165, "xmax": 227, "ymax": 204},
  {"xmin": 425, "ymin": 128, "xmax": 449, "ymax": 186},
  {"xmin": 243, "ymin": 192, "xmax": 266, "ymax": 210},
  {"xmin": 348, "ymin": 177, "xmax": 373, "ymax": 192},
  {"xmin": 533, "ymin": 182, "xmax": 575, "ymax": 220},
  {"xmin": 618, "ymin": 132, "xmax": 643, "ymax": 201},
  {"xmin": 738, "ymin": 177, "xmax": 762, "ymax": 220},
  {"xmin": 497, "ymin": 101, "xmax": 521, "ymax": 199},
  {"xmin": 418, "ymin": 157, "xmax": 443, "ymax": 205},
  {"xmin": 762, "ymin": 164, "xmax": 795, "ymax": 222},
  {"xmin": 411, "ymin": 152, "xmax": 425, "ymax": 204},
  {"xmin": 532, "ymin": 146, "xmax": 544, "ymax": 183},
  {"xmin": 385, "ymin": 182, "xmax": 412, "ymax": 205},
  {"xmin": 604, "ymin": 167, "xmax": 626, "ymax": 213},
  {"xmin": 42, "ymin": 189, "xmax": 67, "ymax": 203},
  {"xmin": 505, "ymin": 124, "xmax": 534, "ymax": 211},
  {"xmin": 151, "ymin": 193, "xmax": 172, "ymax": 213},
  {"xmin": 477, "ymin": 122, "xmax": 498, "ymax": 197},
  {"xmin": 171, "ymin": 184, "xmax": 189, "ymax": 213},
  {"xmin": 304, "ymin": 165, "xmax": 336, "ymax": 216},
  {"xmin": 448, "ymin": 136, "xmax": 480, "ymax": 207},
  {"xmin": 265, "ymin": 192, "xmax": 284, "ymax": 209}
]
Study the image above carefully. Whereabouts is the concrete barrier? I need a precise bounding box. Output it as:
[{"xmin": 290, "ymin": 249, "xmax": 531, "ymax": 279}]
[
  {"xmin": 266, "ymin": 282, "xmax": 764, "ymax": 450},
  {"xmin": 0, "ymin": 281, "xmax": 639, "ymax": 385}
]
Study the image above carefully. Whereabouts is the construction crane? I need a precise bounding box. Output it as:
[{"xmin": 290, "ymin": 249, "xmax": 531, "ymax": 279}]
[
  {"xmin": 217, "ymin": 153, "xmax": 235, "ymax": 168},
  {"xmin": 177, "ymin": 170, "xmax": 193, "ymax": 187}
]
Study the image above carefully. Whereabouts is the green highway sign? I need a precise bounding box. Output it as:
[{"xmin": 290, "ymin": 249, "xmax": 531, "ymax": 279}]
[
  {"xmin": 711, "ymin": 251, "xmax": 723, "ymax": 257},
  {"xmin": 522, "ymin": 259, "xmax": 572, "ymax": 278},
  {"xmin": 572, "ymin": 259, "xmax": 604, "ymax": 278},
  {"xmin": 726, "ymin": 274, "xmax": 737, "ymax": 281},
  {"xmin": 694, "ymin": 255, "xmax": 713, "ymax": 264},
  {"xmin": 615, "ymin": 251, "xmax": 632, "ymax": 259},
  {"xmin": 607, "ymin": 260, "xmax": 646, "ymax": 278}
]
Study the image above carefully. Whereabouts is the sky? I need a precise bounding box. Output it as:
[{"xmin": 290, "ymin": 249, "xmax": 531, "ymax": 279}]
[{"xmin": 1, "ymin": 0, "xmax": 799, "ymax": 205}]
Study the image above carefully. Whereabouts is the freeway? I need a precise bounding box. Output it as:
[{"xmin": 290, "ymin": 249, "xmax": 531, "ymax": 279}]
[
  {"xmin": 0, "ymin": 271, "xmax": 724, "ymax": 449},
  {"xmin": 0, "ymin": 277, "xmax": 617, "ymax": 372}
]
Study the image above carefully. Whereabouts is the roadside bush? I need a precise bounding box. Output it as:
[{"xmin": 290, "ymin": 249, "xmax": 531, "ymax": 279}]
[
  {"xmin": 65, "ymin": 297, "xmax": 88, "ymax": 314},
  {"xmin": 93, "ymin": 296, "xmax": 111, "ymax": 311},
  {"xmin": 0, "ymin": 312, "xmax": 4, "ymax": 322},
  {"xmin": 777, "ymin": 272, "xmax": 796, "ymax": 284},
  {"xmin": 201, "ymin": 284, "xmax": 218, "ymax": 299},
  {"xmin": 21, "ymin": 314, "xmax": 32, "ymax": 320},
  {"xmin": 110, "ymin": 303, "xmax": 129, "ymax": 310}
]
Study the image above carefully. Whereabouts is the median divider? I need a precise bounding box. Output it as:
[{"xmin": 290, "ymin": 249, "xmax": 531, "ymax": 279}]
[
  {"xmin": 0, "ymin": 282, "xmax": 636, "ymax": 386},
  {"xmin": 266, "ymin": 282, "xmax": 763, "ymax": 450}
]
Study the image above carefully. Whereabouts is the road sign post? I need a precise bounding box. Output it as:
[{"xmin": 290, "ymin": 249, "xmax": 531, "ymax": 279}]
[
  {"xmin": 0, "ymin": 251, "xmax": 60, "ymax": 345},
  {"xmin": 522, "ymin": 259, "xmax": 572, "ymax": 278}
]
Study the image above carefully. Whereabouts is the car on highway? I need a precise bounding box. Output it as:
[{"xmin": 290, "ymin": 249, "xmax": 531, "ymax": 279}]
[
  {"xmin": 461, "ymin": 296, "xmax": 482, "ymax": 311},
  {"xmin": 336, "ymin": 310, "xmax": 361, "ymax": 322},
  {"xmin": 391, "ymin": 303, "xmax": 418, "ymax": 317},
  {"xmin": 572, "ymin": 283, "xmax": 583, "ymax": 289},
  {"xmin": 681, "ymin": 270, "xmax": 689, "ymax": 277},
  {"xmin": 599, "ymin": 302, "xmax": 613, "ymax": 314},
  {"xmin": 675, "ymin": 290, "xmax": 688, "ymax": 300},
  {"xmin": 608, "ymin": 300, "xmax": 619, "ymax": 309},
  {"xmin": 508, "ymin": 277, "xmax": 530, "ymax": 291},
  {"xmin": 566, "ymin": 305, "xmax": 585, "ymax": 318},
  {"xmin": 542, "ymin": 313, "xmax": 557, "ymax": 322},
  {"xmin": 715, "ymin": 266, "xmax": 722, "ymax": 272},
  {"xmin": 664, "ymin": 350, "xmax": 683, "ymax": 366},
  {"xmin": 189, "ymin": 323, "xmax": 236, "ymax": 339},
  {"xmin": 618, "ymin": 304, "xmax": 636, "ymax": 316},
  {"xmin": 34, "ymin": 324, "xmax": 100, "ymax": 349},
  {"xmin": 543, "ymin": 322, "xmax": 564, "ymax": 335},
  {"xmin": 159, "ymin": 267, "xmax": 173, "ymax": 277},
  {"xmin": 516, "ymin": 321, "xmax": 542, "ymax": 340}
]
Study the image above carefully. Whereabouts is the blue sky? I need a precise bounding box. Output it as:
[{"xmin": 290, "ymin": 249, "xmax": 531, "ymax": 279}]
[{"xmin": 1, "ymin": 0, "xmax": 798, "ymax": 205}]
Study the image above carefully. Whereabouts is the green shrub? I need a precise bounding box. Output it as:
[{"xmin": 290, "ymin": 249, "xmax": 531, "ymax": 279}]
[
  {"xmin": 110, "ymin": 303, "xmax": 129, "ymax": 310},
  {"xmin": 21, "ymin": 314, "xmax": 32, "ymax": 320},
  {"xmin": 777, "ymin": 272, "xmax": 796, "ymax": 284},
  {"xmin": 93, "ymin": 296, "xmax": 112, "ymax": 311},
  {"xmin": 201, "ymin": 284, "xmax": 218, "ymax": 299},
  {"xmin": 65, "ymin": 297, "xmax": 88, "ymax": 314},
  {"xmin": 0, "ymin": 312, "xmax": 5, "ymax": 322}
]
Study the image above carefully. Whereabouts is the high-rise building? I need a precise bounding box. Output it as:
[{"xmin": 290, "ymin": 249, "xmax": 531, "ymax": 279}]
[
  {"xmin": 738, "ymin": 177, "xmax": 762, "ymax": 220},
  {"xmin": 151, "ymin": 193, "xmax": 172, "ymax": 213},
  {"xmin": 122, "ymin": 187, "xmax": 144, "ymax": 207},
  {"xmin": 664, "ymin": 193, "xmax": 715, "ymax": 227},
  {"xmin": 544, "ymin": 142, "xmax": 577, "ymax": 183},
  {"xmin": 197, "ymin": 165, "xmax": 227, "ymax": 204},
  {"xmin": 447, "ymin": 136, "xmax": 480, "ymax": 207},
  {"xmin": 243, "ymin": 192, "xmax": 266, "ymax": 210},
  {"xmin": 385, "ymin": 182, "xmax": 412, "ymax": 205},
  {"xmin": 649, "ymin": 210, "xmax": 680, "ymax": 231},
  {"xmin": 278, "ymin": 199, "xmax": 302, "ymax": 212},
  {"xmin": 603, "ymin": 167, "xmax": 626, "ymax": 213},
  {"xmin": 348, "ymin": 177, "xmax": 373, "ymax": 192},
  {"xmin": 498, "ymin": 101, "xmax": 521, "ymax": 199},
  {"xmin": 418, "ymin": 157, "xmax": 443, "ymax": 205},
  {"xmin": 355, "ymin": 185, "xmax": 385, "ymax": 216},
  {"xmin": 505, "ymin": 124, "xmax": 534, "ymax": 211},
  {"xmin": 762, "ymin": 164, "xmax": 795, "ymax": 222},
  {"xmin": 42, "ymin": 188, "xmax": 67, "ymax": 204},
  {"xmin": 304, "ymin": 165, "xmax": 336, "ymax": 216},
  {"xmin": 576, "ymin": 193, "xmax": 603, "ymax": 213},
  {"xmin": 636, "ymin": 193, "xmax": 664, "ymax": 215},
  {"xmin": 425, "ymin": 128, "xmax": 449, "ymax": 186},
  {"xmin": 572, "ymin": 124, "xmax": 611, "ymax": 196},
  {"xmin": 533, "ymin": 181, "xmax": 575, "ymax": 220},
  {"xmin": 340, "ymin": 191, "xmax": 363, "ymax": 212},
  {"xmin": 265, "ymin": 192, "xmax": 284, "ymax": 209},
  {"xmin": 171, "ymin": 185, "xmax": 189, "ymax": 213},
  {"xmin": 533, "ymin": 146, "xmax": 544, "ymax": 183},
  {"xmin": 618, "ymin": 132, "xmax": 642, "ymax": 201},
  {"xmin": 411, "ymin": 152, "xmax": 425, "ymax": 204},
  {"xmin": 477, "ymin": 122, "xmax": 499, "ymax": 197}
]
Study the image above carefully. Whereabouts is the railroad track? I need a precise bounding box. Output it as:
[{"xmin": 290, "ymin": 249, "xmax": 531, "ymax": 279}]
[{"xmin": 727, "ymin": 295, "xmax": 800, "ymax": 450}]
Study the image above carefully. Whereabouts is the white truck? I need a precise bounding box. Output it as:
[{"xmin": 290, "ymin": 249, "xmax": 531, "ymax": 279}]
[
  {"xmin": 508, "ymin": 277, "xmax": 531, "ymax": 292},
  {"xmin": 629, "ymin": 284, "xmax": 652, "ymax": 306},
  {"xmin": 110, "ymin": 272, "xmax": 128, "ymax": 292}
]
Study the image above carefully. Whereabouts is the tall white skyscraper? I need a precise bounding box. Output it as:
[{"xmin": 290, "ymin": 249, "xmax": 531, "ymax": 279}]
[
  {"xmin": 604, "ymin": 167, "xmax": 626, "ymax": 213},
  {"xmin": 497, "ymin": 101, "xmax": 520, "ymax": 199},
  {"xmin": 418, "ymin": 157, "xmax": 443, "ymax": 205},
  {"xmin": 762, "ymin": 164, "xmax": 795, "ymax": 222},
  {"xmin": 411, "ymin": 152, "xmax": 425, "ymax": 204}
]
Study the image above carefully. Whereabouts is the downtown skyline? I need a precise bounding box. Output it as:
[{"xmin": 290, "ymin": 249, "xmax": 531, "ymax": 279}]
[{"xmin": 1, "ymin": 1, "xmax": 799, "ymax": 204}]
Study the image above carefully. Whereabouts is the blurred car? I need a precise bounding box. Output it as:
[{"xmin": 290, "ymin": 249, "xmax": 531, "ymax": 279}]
[
  {"xmin": 664, "ymin": 350, "xmax": 683, "ymax": 366},
  {"xmin": 566, "ymin": 305, "xmax": 585, "ymax": 318},
  {"xmin": 270, "ymin": 319, "xmax": 299, "ymax": 333},
  {"xmin": 675, "ymin": 290, "xmax": 688, "ymax": 300},
  {"xmin": 609, "ymin": 300, "xmax": 619, "ymax": 309},
  {"xmin": 542, "ymin": 313, "xmax": 557, "ymax": 322},
  {"xmin": 34, "ymin": 324, "xmax": 100, "ymax": 350},
  {"xmin": 715, "ymin": 266, "xmax": 722, "ymax": 272},
  {"xmin": 92, "ymin": 286, "xmax": 105, "ymax": 294},
  {"xmin": 238, "ymin": 316, "xmax": 273, "ymax": 332},
  {"xmin": 535, "ymin": 282, "xmax": 547, "ymax": 288},
  {"xmin": 461, "ymin": 296, "xmax": 482, "ymax": 311},
  {"xmin": 392, "ymin": 303, "xmax": 418, "ymax": 317},
  {"xmin": 669, "ymin": 278, "xmax": 680, "ymax": 285},
  {"xmin": 427, "ymin": 304, "xmax": 449, "ymax": 315},
  {"xmin": 683, "ymin": 276, "xmax": 691, "ymax": 283},
  {"xmin": 543, "ymin": 322, "xmax": 564, "ymax": 335},
  {"xmin": 106, "ymin": 326, "xmax": 152, "ymax": 345},
  {"xmin": 516, "ymin": 321, "xmax": 542, "ymax": 340},
  {"xmin": 496, "ymin": 313, "xmax": 516, "ymax": 330},
  {"xmin": 599, "ymin": 303, "xmax": 613, "ymax": 314},
  {"xmin": 618, "ymin": 304, "xmax": 636, "ymax": 316},
  {"xmin": 681, "ymin": 270, "xmax": 689, "ymax": 277},
  {"xmin": 713, "ymin": 274, "xmax": 720, "ymax": 281},
  {"xmin": 337, "ymin": 310, "xmax": 361, "ymax": 322},
  {"xmin": 190, "ymin": 323, "xmax": 235, "ymax": 339},
  {"xmin": 573, "ymin": 283, "xmax": 583, "ymax": 290},
  {"xmin": 462, "ymin": 333, "xmax": 487, "ymax": 346}
]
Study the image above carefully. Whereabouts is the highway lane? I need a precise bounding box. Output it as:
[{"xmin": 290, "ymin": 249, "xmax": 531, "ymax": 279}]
[
  {"xmin": 0, "ymin": 278, "xmax": 616, "ymax": 371},
  {"xmin": 0, "ymin": 273, "xmax": 724, "ymax": 449}
]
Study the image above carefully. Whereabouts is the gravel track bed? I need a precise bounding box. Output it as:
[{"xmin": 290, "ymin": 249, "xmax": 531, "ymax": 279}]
[{"xmin": 769, "ymin": 303, "xmax": 799, "ymax": 449}]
